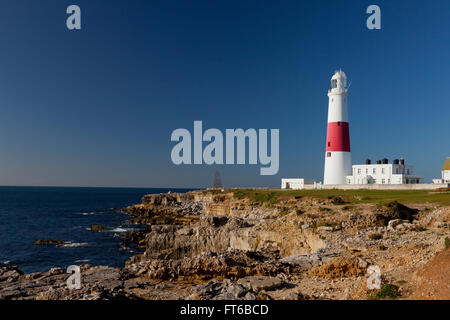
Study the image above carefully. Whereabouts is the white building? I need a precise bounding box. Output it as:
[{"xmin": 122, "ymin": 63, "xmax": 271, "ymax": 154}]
[
  {"xmin": 346, "ymin": 158, "xmax": 423, "ymax": 185},
  {"xmin": 281, "ymin": 178, "xmax": 315, "ymax": 190},
  {"xmin": 433, "ymin": 157, "xmax": 450, "ymax": 183},
  {"xmin": 323, "ymin": 70, "xmax": 352, "ymax": 185}
]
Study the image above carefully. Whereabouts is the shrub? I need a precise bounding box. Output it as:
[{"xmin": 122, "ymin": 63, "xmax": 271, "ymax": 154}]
[
  {"xmin": 279, "ymin": 207, "xmax": 289, "ymax": 216},
  {"xmin": 445, "ymin": 237, "xmax": 450, "ymax": 250},
  {"xmin": 372, "ymin": 284, "xmax": 401, "ymax": 299},
  {"xmin": 330, "ymin": 196, "xmax": 346, "ymax": 205},
  {"xmin": 369, "ymin": 233, "xmax": 383, "ymax": 240}
]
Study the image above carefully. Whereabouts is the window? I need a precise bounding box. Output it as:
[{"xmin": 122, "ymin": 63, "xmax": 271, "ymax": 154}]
[
  {"xmin": 382, "ymin": 168, "xmax": 385, "ymax": 174},
  {"xmin": 396, "ymin": 168, "xmax": 399, "ymax": 174},
  {"xmin": 373, "ymin": 179, "xmax": 377, "ymax": 184},
  {"xmin": 331, "ymin": 79, "xmax": 337, "ymax": 88},
  {"xmin": 327, "ymin": 152, "xmax": 331, "ymax": 158},
  {"xmin": 366, "ymin": 168, "xmax": 368, "ymax": 174},
  {"xmin": 358, "ymin": 169, "xmax": 361, "ymax": 174},
  {"xmin": 406, "ymin": 169, "xmax": 410, "ymax": 175},
  {"xmin": 388, "ymin": 179, "xmax": 390, "ymax": 184},
  {"xmin": 328, "ymin": 142, "xmax": 331, "ymax": 147},
  {"xmin": 382, "ymin": 179, "xmax": 385, "ymax": 184},
  {"xmin": 373, "ymin": 168, "xmax": 376, "ymax": 174},
  {"xmin": 337, "ymin": 122, "xmax": 341, "ymax": 126}
]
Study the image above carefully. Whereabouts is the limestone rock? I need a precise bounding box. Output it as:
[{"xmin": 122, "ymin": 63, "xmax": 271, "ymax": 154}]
[{"xmin": 237, "ymin": 276, "xmax": 284, "ymax": 291}]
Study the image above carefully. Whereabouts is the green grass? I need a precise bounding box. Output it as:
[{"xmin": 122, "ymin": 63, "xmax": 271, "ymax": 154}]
[
  {"xmin": 371, "ymin": 284, "xmax": 401, "ymax": 299},
  {"xmin": 221, "ymin": 189, "xmax": 450, "ymax": 206}
]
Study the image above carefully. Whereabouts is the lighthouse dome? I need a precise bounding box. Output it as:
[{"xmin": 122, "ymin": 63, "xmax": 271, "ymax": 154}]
[
  {"xmin": 330, "ymin": 69, "xmax": 347, "ymax": 91},
  {"xmin": 332, "ymin": 70, "xmax": 346, "ymax": 80}
]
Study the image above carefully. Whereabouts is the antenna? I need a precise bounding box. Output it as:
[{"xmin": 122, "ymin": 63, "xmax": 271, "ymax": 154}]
[{"xmin": 347, "ymin": 81, "xmax": 352, "ymax": 90}]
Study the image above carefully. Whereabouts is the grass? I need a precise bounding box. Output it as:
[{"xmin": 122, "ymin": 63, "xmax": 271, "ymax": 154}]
[
  {"xmin": 371, "ymin": 284, "xmax": 401, "ymax": 299},
  {"xmin": 329, "ymin": 196, "xmax": 347, "ymax": 205},
  {"xmin": 221, "ymin": 189, "xmax": 450, "ymax": 206},
  {"xmin": 445, "ymin": 237, "xmax": 450, "ymax": 250}
]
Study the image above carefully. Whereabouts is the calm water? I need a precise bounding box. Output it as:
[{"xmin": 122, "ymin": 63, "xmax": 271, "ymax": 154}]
[{"xmin": 0, "ymin": 187, "xmax": 194, "ymax": 273}]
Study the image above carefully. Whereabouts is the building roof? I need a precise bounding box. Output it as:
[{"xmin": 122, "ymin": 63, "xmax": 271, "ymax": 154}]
[{"xmin": 443, "ymin": 157, "xmax": 450, "ymax": 171}]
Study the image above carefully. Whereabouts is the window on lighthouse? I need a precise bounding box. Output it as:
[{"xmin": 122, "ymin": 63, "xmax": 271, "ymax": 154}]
[{"xmin": 331, "ymin": 80, "xmax": 337, "ymax": 88}]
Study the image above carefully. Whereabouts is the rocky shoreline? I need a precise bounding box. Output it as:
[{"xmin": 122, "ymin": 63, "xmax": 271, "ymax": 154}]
[{"xmin": 1, "ymin": 190, "xmax": 449, "ymax": 300}]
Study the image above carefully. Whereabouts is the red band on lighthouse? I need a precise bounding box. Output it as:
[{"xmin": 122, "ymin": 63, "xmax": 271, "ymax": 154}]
[{"xmin": 326, "ymin": 121, "xmax": 350, "ymax": 152}]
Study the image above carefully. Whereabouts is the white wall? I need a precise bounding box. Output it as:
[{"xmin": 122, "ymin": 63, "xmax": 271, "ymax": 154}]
[
  {"xmin": 302, "ymin": 183, "xmax": 449, "ymax": 190},
  {"xmin": 324, "ymin": 151, "xmax": 352, "ymax": 185},
  {"xmin": 281, "ymin": 179, "xmax": 304, "ymax": 190},
  {"xmin": 443, "ymin": 170, "xmax": 450, "ymax": 182},
  {"xmin": 347, "ymin": 164, "xmax": 422, "ymax": 185}
]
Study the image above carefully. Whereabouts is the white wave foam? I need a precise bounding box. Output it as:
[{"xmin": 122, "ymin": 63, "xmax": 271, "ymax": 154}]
[
  {"xmin": 77, "ymin": 212, "xmax": 96, "ymax": 216},
  {"xmin": 74, "ymin": 259, "xmax": 90, "ymax": 263},
  {"xmin": 62, "ymin": 242, "xmax": 89, "ymax": 247},
  {"xmin": 108, "ymin": 227, "xmax": 131, "ymax": 233}
]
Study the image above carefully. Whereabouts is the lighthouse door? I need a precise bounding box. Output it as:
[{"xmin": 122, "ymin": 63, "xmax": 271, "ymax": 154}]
[{"xmin": 286, "ymin": 182, "xmax": 290, "ymax": 189}]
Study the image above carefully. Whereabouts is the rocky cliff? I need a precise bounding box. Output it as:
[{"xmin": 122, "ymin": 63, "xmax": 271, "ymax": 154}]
[{"xmin": 1, "ymin": 189, "xmax": 449, "ymax": 300}]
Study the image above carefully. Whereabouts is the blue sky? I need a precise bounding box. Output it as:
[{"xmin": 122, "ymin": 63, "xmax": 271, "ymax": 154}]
[{"xmin": 0, "ymin": 0, "xmax": 448, "ymax": 188}]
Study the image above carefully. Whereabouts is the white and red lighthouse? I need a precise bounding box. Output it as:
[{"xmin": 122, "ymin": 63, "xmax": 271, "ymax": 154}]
[{"xmin": 323, "ymin": 70, "xmax": 351, "ymax": 185}]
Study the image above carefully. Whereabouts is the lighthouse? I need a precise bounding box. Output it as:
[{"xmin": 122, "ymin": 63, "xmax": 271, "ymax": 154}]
[{"xmin": 323, "ymin": 70, "xmax": 351, "ymax": 185}]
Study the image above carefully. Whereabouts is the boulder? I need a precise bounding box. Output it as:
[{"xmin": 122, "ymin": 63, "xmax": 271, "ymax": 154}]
[
  {"xmin": 33, "ymin": 239, "xmax": 63, "ymax": 246},
  {"xmin": 237, "ymin": 276, "xmax": 284, "ymax": 291}
]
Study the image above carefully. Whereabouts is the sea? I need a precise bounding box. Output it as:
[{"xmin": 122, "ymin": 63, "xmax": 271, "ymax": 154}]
[{"xmin": 0, "ymin": 186, "xmax": 194, "ymax": 273}]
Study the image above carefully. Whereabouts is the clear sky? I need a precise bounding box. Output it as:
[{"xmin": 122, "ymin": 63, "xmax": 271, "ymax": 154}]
[{"xmin": 0, "ymin": 0, "xmax": 448, "ymax": 188}]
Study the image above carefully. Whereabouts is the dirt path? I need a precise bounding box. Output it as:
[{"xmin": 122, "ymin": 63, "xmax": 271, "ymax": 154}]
[{"xmin": 409, "ymin": 249, "xmax": 450, "ymax": 300}]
